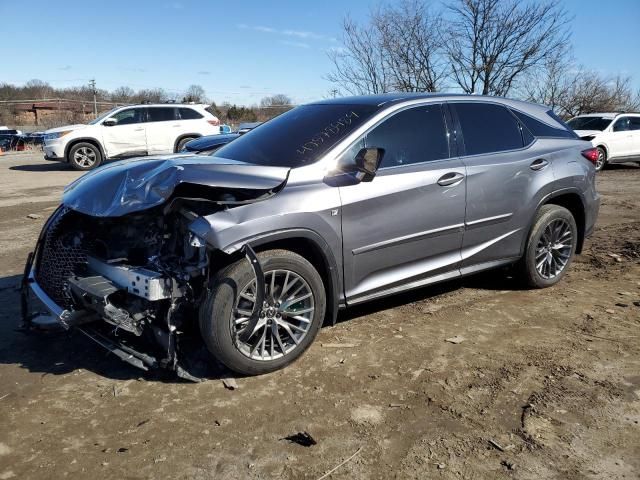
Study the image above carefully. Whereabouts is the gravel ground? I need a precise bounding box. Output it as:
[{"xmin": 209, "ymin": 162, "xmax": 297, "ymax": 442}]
[{"xmin": 0, "ymin": 152, "xmax": 639, "ymax": 480}]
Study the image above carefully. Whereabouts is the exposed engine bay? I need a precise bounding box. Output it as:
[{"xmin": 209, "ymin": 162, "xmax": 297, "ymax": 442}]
[{"xmin": 22, "ymin": 158, "xmax": 287, "ymax": 381}]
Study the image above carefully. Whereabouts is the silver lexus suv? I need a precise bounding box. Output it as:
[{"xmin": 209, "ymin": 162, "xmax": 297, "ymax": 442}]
[{"xmin": 23, "ymin": 94, "xmax": 600, "ymax": 379}]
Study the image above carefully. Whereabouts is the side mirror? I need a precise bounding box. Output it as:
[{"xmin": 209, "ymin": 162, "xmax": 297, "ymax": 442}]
[
  {"xmin": 103, "ymin": 118, "xmax": 117, "ymax": 127},
  {"xmin": 353, "ymin": 147, "xmax": 383, "ymax": 181},
  {"xmin": 325, "ymin": 147, "xmax": 384, "ymax": 187}
]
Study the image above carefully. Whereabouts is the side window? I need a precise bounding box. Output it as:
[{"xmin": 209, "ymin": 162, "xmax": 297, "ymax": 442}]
[
  {"xmin": 110, "ymin": 108, "xmax": 144, "ymax": 125},
  {"xmin": 613, "ymin": 117, "xmax": 631, "ymax": 132},
  {"xmin": 147, "ymin": 107, "xmax": 177, "ymax": 122},
  {"xmin": 629, "ymin": 117, "xmax": 640, "ymax": 131},
  {"xmin": 178, "ymin": 108, "xmax": 203, "ymax": 120},
  {"xmin": 511, "ymin": 109, "xmax": 576, "ymax": 139},
  {"xmin": 455, "ymin": 103, "xmax": 523, "ymax": 155},
  {"xmin": 364, "ymin": 104, "xmax": 449, "ymax": 169}
]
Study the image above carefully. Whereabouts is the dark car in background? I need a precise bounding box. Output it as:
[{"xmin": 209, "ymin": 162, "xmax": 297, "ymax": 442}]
[{"xmin": 181, "ymin": 122, "xmax": 263, "ymax": 154}]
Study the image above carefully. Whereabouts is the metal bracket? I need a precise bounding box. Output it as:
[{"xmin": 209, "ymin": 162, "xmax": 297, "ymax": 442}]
[{"xmin": 237, "ymin": 244, "xmax": 265, "ymax": 343}]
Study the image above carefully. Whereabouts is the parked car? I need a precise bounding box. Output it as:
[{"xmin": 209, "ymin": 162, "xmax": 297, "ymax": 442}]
[
  {"xmin": 181, "ymin": 123, "xmax": 262, "ymax": 154},
  {"xmin": 43, "ymin": 104, "xmax": 220, "ymax": 170},
  {"xmin": 237, "ymin": 122, "xmax": 262, "ymax": 134},
  {"xmin": 23, "ymin": 94, "xmax": 599, "ymax": 379},
  {"xmin": 567, "ymin": 112, "xmax": 640, "ymax": 171},
  {"xmin": 180, "ymin": 133, "xmax": 240, "ymax": 154}
]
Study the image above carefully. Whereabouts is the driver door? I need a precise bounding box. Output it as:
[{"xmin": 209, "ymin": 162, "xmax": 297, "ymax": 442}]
[
  {"xmin": 338, "ymin": 104, "xmax": 466, "ymax": 303},
  {"xmin": 102, "ymin": 107, "xmax": 147, "ymax": 158}
]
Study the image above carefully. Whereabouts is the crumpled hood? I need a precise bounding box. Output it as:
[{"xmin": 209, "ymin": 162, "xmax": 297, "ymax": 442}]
[{"xmin": 63, "ymin": 155, "xmax": 290, "ymax": 217}]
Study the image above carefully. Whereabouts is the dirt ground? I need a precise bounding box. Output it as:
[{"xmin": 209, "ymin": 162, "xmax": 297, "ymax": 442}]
[{"xmin": 0, "ymin": 152, "xmax": 639, "ymax": 480}]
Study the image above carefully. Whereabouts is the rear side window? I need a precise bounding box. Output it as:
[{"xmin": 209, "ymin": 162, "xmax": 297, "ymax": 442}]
[
  {"xmin": 147, "ymin": 107, "xmax": 176, "ymax": 122},
  {"xmin": 454, "ymin": 103, "xmax": 523, "ymax": 156},
  {"xmin": 178, "ymin": 108, "xmax": 203, "ymax": 120},
  {"xmin": 512, "ymin": 109, "xmax": 576, "ymax": 138},
  {"xmin": 629, "ymin": 117, "xmax": 640, "ymax": 131},
  {"xmin": 366, "ymin": 104, "xmax": 449, "ymax": 168}
]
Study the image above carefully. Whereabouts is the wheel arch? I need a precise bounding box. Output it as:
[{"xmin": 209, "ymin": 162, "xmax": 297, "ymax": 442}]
[
  {"xmin": 64, "ymin": 137, "xmax": 106, "ymax": 162},
  {"xmin": 174, "ymin": 133, "xmax": 202, "ymax": 152},
  {"xmin": 540, "ymin": 191, "xmax": 586, "ymax": 254},
  {"xmin": 212, "ymin": 229, "xmax": 342, "ymax": 326}
]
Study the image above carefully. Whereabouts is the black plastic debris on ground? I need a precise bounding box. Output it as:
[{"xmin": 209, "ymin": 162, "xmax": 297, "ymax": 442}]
[{"xmin": 282, "ymin": 431, "xmax": 317, "ymax": 447}]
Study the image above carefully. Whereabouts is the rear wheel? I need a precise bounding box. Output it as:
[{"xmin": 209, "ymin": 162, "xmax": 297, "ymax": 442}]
[
  {"xmin": 595, "ymin": 146, "xmax": 607, "ymax": 171},
  {"xmin": 68, "ymin": 142, "xmax": 102, "ymax": 170},
  {"xmin": 176, "ymin": 137, "xmax": 195, "ymax": 152},
  {"xmin": 199, "ymin": 249, "xmax": 326, "ymax": 375},
  {"xmin": 517, "ymin": 205, "xmax": 577, "ymax": 288}
]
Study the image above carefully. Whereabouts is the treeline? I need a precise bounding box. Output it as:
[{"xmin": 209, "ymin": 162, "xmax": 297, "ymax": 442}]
[
  {"xmin": 328, "ymin": 0, "xmax": 640, "ymax": 117},
  {"xmin": 0, "ymin": 81, "xmax": 294, "ymax": 125}
]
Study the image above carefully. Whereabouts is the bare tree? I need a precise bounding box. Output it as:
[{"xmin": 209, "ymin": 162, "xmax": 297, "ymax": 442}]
[
  {"xmin": 111, "ymin": 86, "xmax": 135, "ymax": 103},
  {"xmin": 183, "ymin": 84, "xmax": 207, "ymax": 103},
  {"xmin": 373, "ymin": 0, "xmax": 445, "ymax": 92},
  {"xmin": 444, "ymin": 0, "xmax": 570, "ymax": 96},
  {"xmin": 260, "ymin": 94, "xmax": 292, "ymax": 107},
  {"xmin": 327, "ymin": 16, "xmax": 389, "ymax": 95},
  {"xmin": 328, "ymin": 2, "xmax": 445, "ymax": 95}
]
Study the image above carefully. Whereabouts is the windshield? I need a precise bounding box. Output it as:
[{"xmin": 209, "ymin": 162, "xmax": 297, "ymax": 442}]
[
  {"xmin": 567, "ymin": 116, "xmax": 612, "ymax": 131},
  {"xmin": 88, "ymin": 107, "xmax": 120, "ymax": 125},
  {"xmin": 212, "ymin": 104, "xmax": 380, "ymax": 168}
]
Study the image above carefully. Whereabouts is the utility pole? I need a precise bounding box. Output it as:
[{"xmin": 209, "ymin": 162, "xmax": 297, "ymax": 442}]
[{"xmin": 89, "ymin": 79, "xmax": 97, "ymax": 116}]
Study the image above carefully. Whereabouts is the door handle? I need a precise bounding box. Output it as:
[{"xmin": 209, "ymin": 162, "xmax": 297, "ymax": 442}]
[
  {"xmin": 437, "ymin": 172, "xmax": 465, "ymax": 186},
  {"xmin": 530, "ymin": 158, "xmax": 549, "ymax": 171},
  {"xmin": 133, "ymin": 128, "xmax": 144, "ymax": 132}
]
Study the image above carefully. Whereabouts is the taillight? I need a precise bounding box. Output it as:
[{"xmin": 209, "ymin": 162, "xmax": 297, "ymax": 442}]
[
  {"xmin": 207, "ymin": 119, "xmax": 220, "ymax": 127},
  {"xmin": 581, "ymin": 148, "xmax": 598, "ymax": 165}
]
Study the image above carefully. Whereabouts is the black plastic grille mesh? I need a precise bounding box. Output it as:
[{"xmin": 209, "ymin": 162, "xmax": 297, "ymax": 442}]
[{"xmin": 34, "ymin": 209, "xmax": 88, "ymax": 309}]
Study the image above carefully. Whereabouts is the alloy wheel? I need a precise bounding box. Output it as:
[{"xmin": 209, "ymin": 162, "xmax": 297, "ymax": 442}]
[
  {"xmin": 535, "ymin": 218, "xmax": 573, "ymax": 279},
  {"xmin": 73, "ymin": 147, "xmax": 97, "ymax": 168},
  {"xmin": 232, "ymin": 269, "xmax": 315, "ymax": 361},
  {"xmin": 596, "ymin": 149, "xmax": 605, "ymax": 171}
]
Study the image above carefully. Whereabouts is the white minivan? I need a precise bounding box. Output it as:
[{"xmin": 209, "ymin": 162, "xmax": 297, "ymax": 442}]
[{"xmin": 43, "ymin": 104, "xmax": 220, "ymax": 170}]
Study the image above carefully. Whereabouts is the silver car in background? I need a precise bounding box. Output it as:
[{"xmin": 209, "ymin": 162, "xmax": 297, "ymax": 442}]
[{"xmin": 23, "ymin": 93, "xmax": 600, "ymax": 378}]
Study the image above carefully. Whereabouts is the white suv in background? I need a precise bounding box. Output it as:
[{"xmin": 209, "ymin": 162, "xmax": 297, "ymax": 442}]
[
  {"xmin": 567, "ymin": 112, "xmax": 640, "ymax": 171},
  {"xmin": 43, "ymin": 104, "xmax": 220, "ymax": 170}
]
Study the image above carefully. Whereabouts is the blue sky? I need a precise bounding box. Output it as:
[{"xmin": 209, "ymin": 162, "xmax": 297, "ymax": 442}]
[{"xmin": 1, "ymin": 0, "xmax": 639, "ymax": 105}]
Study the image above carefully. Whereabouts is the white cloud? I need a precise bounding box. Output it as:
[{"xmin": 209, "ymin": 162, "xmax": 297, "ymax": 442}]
[
  {"xmin": 280, "ymin": 40, "xmax": 311, "ymax": 49},
  {"xmin": 238, "ymin": 24, "xmax": 333, "ymax": 42}
]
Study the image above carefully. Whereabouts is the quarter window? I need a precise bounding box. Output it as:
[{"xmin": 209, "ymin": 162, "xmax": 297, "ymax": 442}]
[
  {"xmin": 454, "ymin": 103, "xmax": 523, "ymax": 155},
  {"xmin": 365, "ymin": 104, "xmax": 449, "ymax": 169},
  {"xmin": 511, "ymin": 109, "xmax": 575, "ymax": 139},
  {"xmin": 147, "ymin": 107, "xmax": 177, "ymax": 122},
  {"xmin": 178, "ymin": 108, "xmax": 203, "ymax": 120}
]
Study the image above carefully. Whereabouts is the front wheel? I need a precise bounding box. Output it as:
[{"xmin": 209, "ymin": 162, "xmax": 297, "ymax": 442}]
[
  {"xmin": 517, "ymin": 205, "xmax": 577, "ymax": 288},
  {"xmin": 68, "ymin": 142, "xmax": 102, "ymax": 170},
  {"xmin": 199, "ymin": 249, "xmax": 326, "ymax": 375}
]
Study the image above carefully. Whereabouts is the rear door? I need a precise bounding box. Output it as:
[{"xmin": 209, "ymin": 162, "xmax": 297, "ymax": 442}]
[
  {"xmin": 339, "ymin": 103, "xmax": 467, "ymax": 302},
  {"xmin": 101, "ymin": 107, "xmax": 147, "ymax": 158},
  {"xmin": 145, "ymin": 106, "xmax": 179, "ymax": 154},
  {"xmin": 450, "ymin": 102, "xmax": 554, "ymax": 272}
]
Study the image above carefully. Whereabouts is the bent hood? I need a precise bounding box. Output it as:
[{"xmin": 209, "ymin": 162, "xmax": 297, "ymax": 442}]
[{"xmin": 63, "ymin": 155, "xmax": 290, "ymax": 217}]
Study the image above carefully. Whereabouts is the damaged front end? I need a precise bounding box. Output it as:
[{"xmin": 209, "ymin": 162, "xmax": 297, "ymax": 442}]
[{"xmin": 22, "ymin": 157, "xmax": 287, "ymax": 381}]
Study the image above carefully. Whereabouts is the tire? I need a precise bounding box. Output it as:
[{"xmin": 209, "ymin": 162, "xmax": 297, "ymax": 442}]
[
  {"xmin": 176, "ymin": 137, "xmax": 195, "ymax": 152},
  {"xmin": 199, "ymin": 249, "xmax": 326, "ymax": 375},
  {"xmin": 68, "ymin": 142, "xmax": 102, "ymax": 170},
  {"xmin": 517, "ymin": 205, "xmax": 578, "ymax": 288},
  {"xmin": 595, "ymin": 146, "xmax": 607, "ymax": 172}
]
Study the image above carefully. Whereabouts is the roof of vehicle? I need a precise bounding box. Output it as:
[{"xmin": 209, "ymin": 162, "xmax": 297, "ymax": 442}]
[
  {"xmin": 119, "ymin": 103, "xmax": 210, "ymax": 108},
  {"xmin": 572, "ymin": 112, "xmax": 640, "ymax": 119}
]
